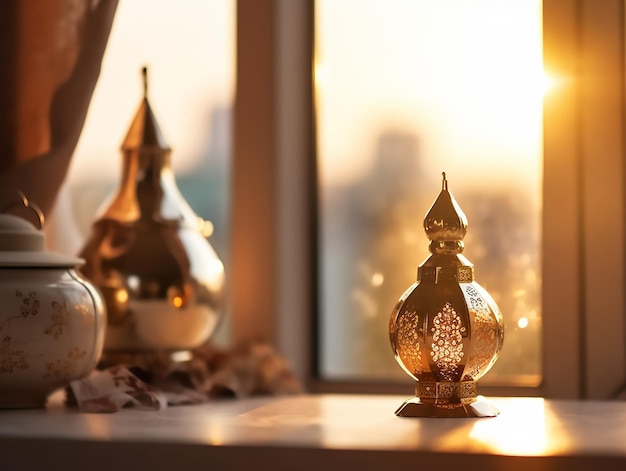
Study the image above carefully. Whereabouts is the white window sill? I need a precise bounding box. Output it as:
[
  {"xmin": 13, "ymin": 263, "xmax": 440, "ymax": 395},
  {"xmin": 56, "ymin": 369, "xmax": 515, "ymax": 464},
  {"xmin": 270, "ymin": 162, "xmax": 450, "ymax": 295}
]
[{"xmin": 1, "ymin": 394, "xmax": 625, "ymax": 470}]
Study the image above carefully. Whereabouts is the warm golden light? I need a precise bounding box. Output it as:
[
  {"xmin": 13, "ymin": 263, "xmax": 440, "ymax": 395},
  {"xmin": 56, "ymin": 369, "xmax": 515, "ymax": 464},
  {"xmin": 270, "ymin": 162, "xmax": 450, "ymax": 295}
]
[
  {"xmin": 203, "ymin": 420, "xmax": 227, "ymax": 446},
  {"xmin": 198, "ymin": 218, "xmax": 214, "ymax": 238},
  {"xmin": 171, "ymin": 350, "xmax": 193, "ymax": 362},
  {"xmin": 542, "ymin": 71, "xmax": 562, "ymax": 96},
  {"xmin": 172, "ymin": 296, "xmax": 184, "ymax": 308},
  {"xmin": 115, "ymin": 289, "xmax": 129, "ymax": 304},
  {"xmin": 314, "ymin": 60, "xmax": 330, "ymax": 91},
  {"xmin": 469, "ymin": 398, "xmax": 549, "ymax": 455},
  {"xmin": 518, "ymin": 317, "xmax": 529, "ymax": 329},
  {"xmin": 371, "ymin": 272, "xmax": 384, "ymax": 287}
]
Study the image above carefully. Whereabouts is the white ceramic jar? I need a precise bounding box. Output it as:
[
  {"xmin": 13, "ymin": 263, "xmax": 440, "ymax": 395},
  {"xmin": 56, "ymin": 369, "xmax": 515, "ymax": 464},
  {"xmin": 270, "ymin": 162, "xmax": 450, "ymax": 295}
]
[{"xmin": 0, "ymin": 213, "xmax": 105, "ymax": 408}]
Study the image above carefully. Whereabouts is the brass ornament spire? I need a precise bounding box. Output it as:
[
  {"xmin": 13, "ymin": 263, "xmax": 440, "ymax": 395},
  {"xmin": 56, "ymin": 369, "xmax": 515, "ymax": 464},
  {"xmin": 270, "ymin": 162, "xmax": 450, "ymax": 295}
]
[
  {"xmin": 389, "ymin": 172, "xmax": 504, "ymax": 418},
  {"xmin": 121, "ymin": 66, "xmax": 170, "ymax": 152},
  {"xmin": 424, "ymin": 172, "xmax": 468, "ymax": 255}
]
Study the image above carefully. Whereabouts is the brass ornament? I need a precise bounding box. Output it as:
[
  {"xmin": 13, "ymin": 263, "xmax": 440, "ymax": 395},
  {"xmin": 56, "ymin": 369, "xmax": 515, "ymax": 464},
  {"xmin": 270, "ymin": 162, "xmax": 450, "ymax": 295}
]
[
  {"xmin": 389, "ymin": 173, "xmax": 504, "ymax": 418},
  {"xmin": 80, "ymin": 68, "xmax": 225, "ymax": 361}
]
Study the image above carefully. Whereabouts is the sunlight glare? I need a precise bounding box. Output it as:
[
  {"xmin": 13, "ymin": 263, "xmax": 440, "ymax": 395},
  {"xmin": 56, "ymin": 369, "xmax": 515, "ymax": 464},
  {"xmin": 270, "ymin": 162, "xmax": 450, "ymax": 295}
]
[
  {"xmin": 469, "ymin": 398, "xmax": 548, "ymax": 455},
  {"xmin": 542, "ymin": 71, "xmax": 562, "ymax": 95},
  {"xmin": 314, "ymin": 61, "xmax": 330, "ymax": 91}
]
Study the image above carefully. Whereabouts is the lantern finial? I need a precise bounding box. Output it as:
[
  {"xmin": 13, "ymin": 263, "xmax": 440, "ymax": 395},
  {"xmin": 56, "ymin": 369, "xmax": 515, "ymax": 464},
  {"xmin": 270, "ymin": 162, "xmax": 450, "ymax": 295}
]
[
  {"xmin": 142, "ymin": 66, "xmax": 148, "ymax": 97},
  {"xmin": 121, "ymin": 67, "xmax": 169, "ymax": 151}
]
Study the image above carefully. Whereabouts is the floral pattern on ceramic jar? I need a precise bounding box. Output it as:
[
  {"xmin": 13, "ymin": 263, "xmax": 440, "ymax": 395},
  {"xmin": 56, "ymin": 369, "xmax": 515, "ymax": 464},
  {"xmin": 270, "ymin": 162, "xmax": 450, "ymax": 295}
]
[{"xmin": 0, "ymin": 210, "xmax": 105, "ymax": 408}]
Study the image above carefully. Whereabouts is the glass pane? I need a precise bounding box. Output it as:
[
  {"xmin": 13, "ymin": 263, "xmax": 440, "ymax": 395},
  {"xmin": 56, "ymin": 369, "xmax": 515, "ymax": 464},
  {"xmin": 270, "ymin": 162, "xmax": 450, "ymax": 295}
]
[
  {"xmin": 67, "ymin": 0, "xmax": 234, "ymax": 280},
  {"xmin": 316, "ymin": 0, "xmax": 542, "ymax": 385}
]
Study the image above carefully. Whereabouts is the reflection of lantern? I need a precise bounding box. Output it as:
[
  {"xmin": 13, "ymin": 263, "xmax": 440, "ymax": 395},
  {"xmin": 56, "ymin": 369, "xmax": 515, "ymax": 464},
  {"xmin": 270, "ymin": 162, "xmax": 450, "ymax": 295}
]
[
  {"xmin": 80, "ymin": 68, "xmax": 225, "ymax": 360},
  {"xmin": 389, "ymin": 173, "xmax": 504, "ymax": 417}
]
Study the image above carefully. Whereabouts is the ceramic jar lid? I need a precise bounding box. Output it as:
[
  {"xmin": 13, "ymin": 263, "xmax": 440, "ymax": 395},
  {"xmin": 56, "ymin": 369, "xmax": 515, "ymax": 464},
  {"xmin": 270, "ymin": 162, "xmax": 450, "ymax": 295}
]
[{"xmin": 0, "ymin": 214, "xmax": 83, "ymax": 267}]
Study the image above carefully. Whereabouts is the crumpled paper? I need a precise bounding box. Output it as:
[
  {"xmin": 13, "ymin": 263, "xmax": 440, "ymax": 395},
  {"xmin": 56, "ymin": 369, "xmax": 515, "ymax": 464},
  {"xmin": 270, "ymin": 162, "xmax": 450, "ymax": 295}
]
[
  {"xmin": 68, "ymin": 342, "xmax": 303, "ymax": 413},
  {"xmin": 68, "ymin": 366, "xmax": 167, "ymax": 413}
]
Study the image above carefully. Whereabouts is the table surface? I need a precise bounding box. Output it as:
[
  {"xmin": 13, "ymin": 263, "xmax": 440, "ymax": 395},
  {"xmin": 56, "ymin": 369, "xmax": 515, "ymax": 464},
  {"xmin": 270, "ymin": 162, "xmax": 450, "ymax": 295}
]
[{"xmin": 1, "ymin": 394, "xmax": 626, "ymax": 471}]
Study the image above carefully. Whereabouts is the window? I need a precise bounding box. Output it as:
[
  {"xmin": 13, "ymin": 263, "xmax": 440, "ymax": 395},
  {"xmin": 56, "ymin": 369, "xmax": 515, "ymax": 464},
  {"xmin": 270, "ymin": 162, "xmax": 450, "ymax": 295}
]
[
  {"xmin": 233, "ymin": 0, "xmax": 626, "ymax": 399},
  {"xmin": 315, "ymin": 0, "xmax": 543, "ymax": 386},
  {"xmin": 30, "ymin": 0, "xmax": 626, "ymax": 400}
]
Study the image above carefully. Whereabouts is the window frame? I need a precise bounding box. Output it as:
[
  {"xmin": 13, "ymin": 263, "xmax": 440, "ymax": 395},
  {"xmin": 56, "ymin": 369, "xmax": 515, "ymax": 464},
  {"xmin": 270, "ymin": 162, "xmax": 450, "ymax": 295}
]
[{"xmin": 231, "ymin": 0, "xmax": 626, "ymax": 399}]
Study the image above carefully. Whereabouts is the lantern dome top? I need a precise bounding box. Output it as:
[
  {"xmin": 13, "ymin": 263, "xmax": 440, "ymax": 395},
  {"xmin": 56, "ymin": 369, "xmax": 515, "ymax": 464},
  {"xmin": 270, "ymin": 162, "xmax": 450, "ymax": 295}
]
[
  {"xmin": 424, "ymin": 172, "xmax": 468, "ymax": 255},
  {"xmin": 121, "ymin": 67, "xmax": 170, "ymax": 152}
]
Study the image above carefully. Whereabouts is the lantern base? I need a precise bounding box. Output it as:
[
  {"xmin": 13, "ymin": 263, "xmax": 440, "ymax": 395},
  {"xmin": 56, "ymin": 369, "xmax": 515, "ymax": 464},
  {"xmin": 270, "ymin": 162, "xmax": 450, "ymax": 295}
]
[{"xmin": 395, "ymin": 396, "xmax": 499, "ymax": 418}]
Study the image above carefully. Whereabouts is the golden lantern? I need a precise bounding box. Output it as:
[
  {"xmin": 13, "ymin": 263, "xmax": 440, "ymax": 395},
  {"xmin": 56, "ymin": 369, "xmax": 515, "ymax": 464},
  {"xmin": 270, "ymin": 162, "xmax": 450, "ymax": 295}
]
[
  {"xmin": 389, "ymin": 173, "xmax": 504, "ymax": 417},
  {"xmin": 80, "ymin": 68, "xmax": 225, "ymax": 362}
]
